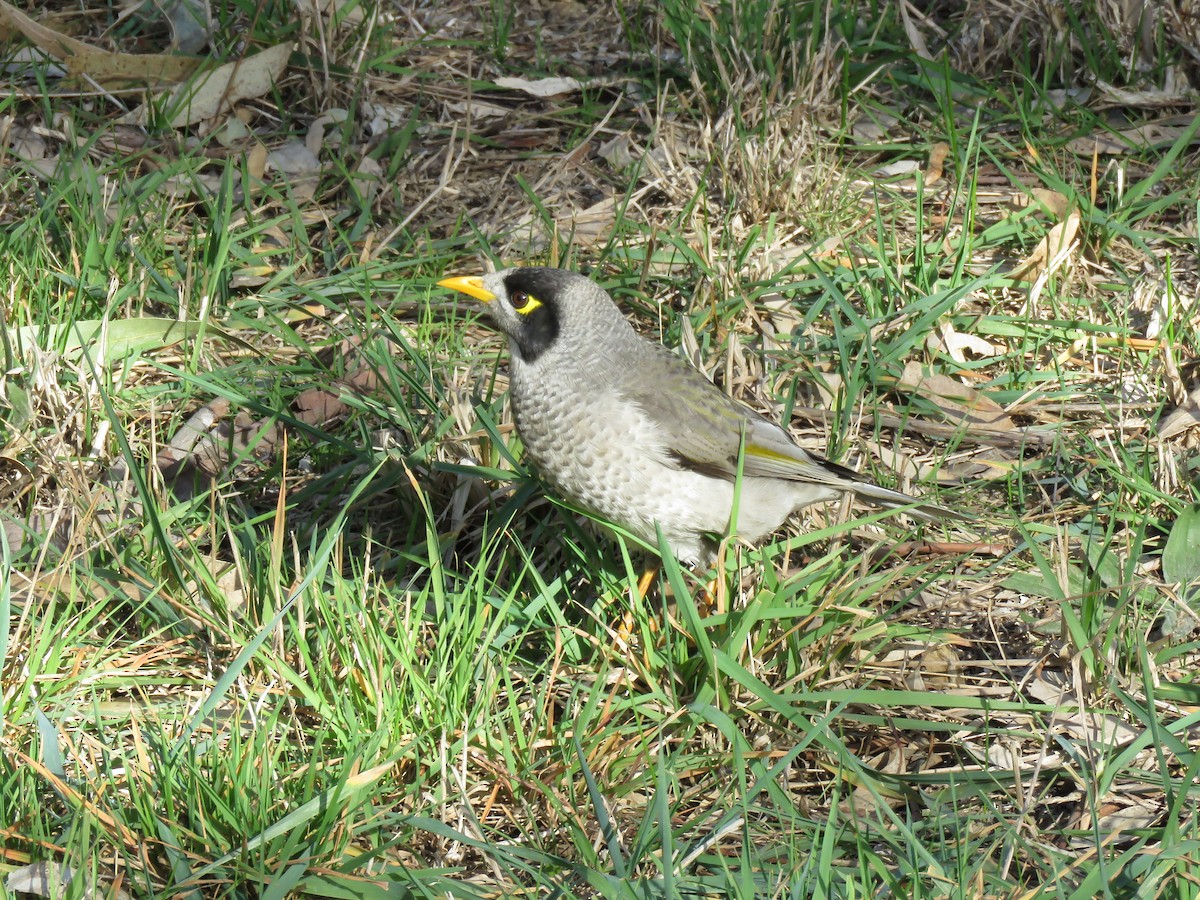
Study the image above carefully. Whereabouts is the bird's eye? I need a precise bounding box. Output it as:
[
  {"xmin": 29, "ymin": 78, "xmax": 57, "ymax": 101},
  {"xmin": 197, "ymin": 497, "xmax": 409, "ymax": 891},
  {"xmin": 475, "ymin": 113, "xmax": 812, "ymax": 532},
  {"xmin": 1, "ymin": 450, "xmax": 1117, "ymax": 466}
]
[{"xmin": 511, "ymin": 290, "xmax": 543, "ymax": 316}]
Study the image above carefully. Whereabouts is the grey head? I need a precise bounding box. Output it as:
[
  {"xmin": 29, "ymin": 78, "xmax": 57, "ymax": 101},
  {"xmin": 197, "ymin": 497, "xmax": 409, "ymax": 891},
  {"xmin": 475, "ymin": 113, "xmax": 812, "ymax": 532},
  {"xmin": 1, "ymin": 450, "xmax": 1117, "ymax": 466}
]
[{"xmin": 440, "ymin": 267, "xmax": 638, "ymax": 367}]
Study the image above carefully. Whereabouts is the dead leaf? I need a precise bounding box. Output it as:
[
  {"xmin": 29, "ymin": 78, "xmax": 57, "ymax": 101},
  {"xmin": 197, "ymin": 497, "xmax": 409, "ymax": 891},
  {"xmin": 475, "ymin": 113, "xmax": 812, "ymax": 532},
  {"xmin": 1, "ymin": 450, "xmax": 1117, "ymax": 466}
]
[
  {"xmin": 0, "ymin": 0, "xmax": 198, "ymax": 85},
  {"xmin": 1093, "ymin": 72, "xmax": 1194, "ymax": 108},
  {"xmin": 850, "ymin": 109, "xmax": 900, "ymax": 142},
  {"xmin": 898, "ymin": 0, "xmax": 934, "ymax": 60},
  {"xmin": 119, "ymin": 42, "xmax": 293, "ymax": 128},
  {"xmin": 897, "ymin": 362, "xmax": 1015, "ymax": 430},
  {"xmin": 306, "ymin": 108, "xmax": 348, "ymax": 157},
  {"xmin": 864, "ymin": 439, "xmax": 922, "ymax": 481},
  {"xmin": 246, "ymin": 141, "xmax": 267, "ymax": 179},
  {"xmin": 597, "ymin": 133, "xmax": 634, "ymax": 168},
  {"xmin": 1052, "ymin": 710, "xmax": 1140, "ymax": 749},
  {"xmin": 557, "ymin": 197, "xmax": 615, "ymax": 246},
  {"xmin": 0, "ymin": 46, "xmax": 65, "ymax": 79},
  {"xmin": 1158, "ymin": 386, "xmax": 1200, "ymax": 441},
  {"xmin": 267, "ymin": 140, "xmax": 319, "ymax": 175},
  {"xmin": 351, "ymin": 154, "xmax": 383, "ymax": 205},
  {"xmin": 1010, "ymin": 188, "xmax": 1071, "ymax": 219},
  {"xmin": 5, "ymin": 861, "xmax": 129, "ymax": 900},
  {"xmin": 925, "ymin": 141, "xmax": 949, "ymax": 184},
  {"xmin": 212, "ymin": 114, "xmax": 252, "ymax": 147},
  {"xmin": 156, "ymin": 0, "xmax": 211, "ymax": 53},
  {"xmin": 927, "ymin": 321, "xmax": 999, "ymax": 363},
  {"xmin": 873, "ymin": 159, "xmax": 922, "ymax": 178},
  {"xmin": 1009, "ymin": 210, "xmax": 1080, "ymax": 282},
  {"xmin": 493, "ymin": 75, "xmax": 584, "ymax": 98},
  {"xmin": 1073, "ymin": 797, "xmax": 1161, "ymax": 848},
  {"xmin": 1066, "ymin": 115, "xmax": 1200, "ymax": 155},
  {"xmin": 812, "ymin": 372, "xmax": 842, "ymax": 408},
  {"xmin": 941, "ymin": 454, "xmax": 1017, "ymax": 482},
  {"xmin": 444, "ymin": 99, "xmax": 511, "ymax": 119},
  {"xmin": 0, "ymin": 116, "xmax": 46, "ymax": 160}
]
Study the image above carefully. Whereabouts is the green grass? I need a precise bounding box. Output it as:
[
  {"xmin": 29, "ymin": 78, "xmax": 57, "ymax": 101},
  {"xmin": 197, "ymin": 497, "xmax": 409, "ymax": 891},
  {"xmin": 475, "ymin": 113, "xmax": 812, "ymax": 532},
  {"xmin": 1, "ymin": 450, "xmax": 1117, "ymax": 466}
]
[{"xmin": 2, "ymin": 0, "xmax": 1200, "ymax": 897}]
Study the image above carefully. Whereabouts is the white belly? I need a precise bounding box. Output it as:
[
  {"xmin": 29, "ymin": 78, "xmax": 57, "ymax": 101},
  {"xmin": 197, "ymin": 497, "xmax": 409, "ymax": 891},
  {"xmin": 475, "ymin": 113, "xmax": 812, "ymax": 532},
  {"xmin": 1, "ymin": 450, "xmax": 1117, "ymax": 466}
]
[{"xmin": 511, "ymin": 374, "xmax": 811, "ymax": 563}]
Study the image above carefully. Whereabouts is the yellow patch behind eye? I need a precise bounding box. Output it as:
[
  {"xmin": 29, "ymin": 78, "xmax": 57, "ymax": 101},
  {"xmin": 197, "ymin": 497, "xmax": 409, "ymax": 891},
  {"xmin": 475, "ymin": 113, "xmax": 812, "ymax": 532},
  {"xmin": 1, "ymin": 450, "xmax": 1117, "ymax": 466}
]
[{"xmin": 514, "ymin": 294, "xmax": 543, "ymax": 315}]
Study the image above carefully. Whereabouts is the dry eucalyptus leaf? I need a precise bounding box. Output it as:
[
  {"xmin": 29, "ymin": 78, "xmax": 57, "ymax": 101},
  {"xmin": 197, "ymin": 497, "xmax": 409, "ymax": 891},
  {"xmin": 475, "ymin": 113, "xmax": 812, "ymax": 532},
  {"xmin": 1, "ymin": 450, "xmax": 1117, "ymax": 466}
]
[
  {"xmin": 1031, "ymin": 188, "xmax": 1070, "ymax": 218},
  {"xmin": 899, "ymin": 0, "xmax": 933, "ymax": 60},
  {"xmin": 445, "ymin": 99, "xmax": 511, "ymax": 119},
  {"xmin": 155, "ymin": 0, "xmax": 211, "ymax": 53},
  {"xmin": 927, "ymin": 321, "xmax": 1000, "ymax": 362},
  {"xmin": 306, "ymin": 108, "xmax": 349, "ymax": 156},
  {"xmin": 1093, "ymin": 73, "xmax": 1194, "ymax": 107},
  {"xmin": 352, "ymin": 154, "xmax": 383, "ymax": 204},
  {"xmin": 1076, "ymin": 798, "xmax": 1161, "ymax": 847},
  {"xmin": 597, "ymin": 133, "xmax": 635, "ymax": 168},
  {"xmin": 925, "ymin": 141, "xmax": 950, "ymax": 184},
  {"xmin": 0, "ymin": 119, "xmax": 46, "ymax": 160},
  {"xmin": 0, "ymin": 0, "xmax": 198, "ymax": 84},
  {"xmin": 873, "ymin": 158, "xmax": 922, "ymax": 178},
  {"xmin": 246, "ymin": 141, "xmax": 267, "ymax": 179},
  {"xmin": 267, "ymin": 140, "xmax": 320, "ymax": 176},
  {"xmin": 850, "ymin": 110, "xmax": 900, "ymax": 142},
  {"xmin": 1009, "ymin": 188, "xmax": 1070, "ymax": 219},
  {"xmin": 493, "ymin": 75, "xmax": 584, "ymax": 97},
  {"xmin": 984, "ymin": 742, "xmax": 1064, "ymax": 771},
  {"xmin": 898, "ymin": 362, "xmax": 1014, "ymax": 430},
  {"xmin": 6, "ymin": 861, "xmax": 129, "ymax": 900},
  {"xmin": 212, "ymin": 114, "xmax": 252, "ymax": 147},
  {"xmin": 1009, "ymin": 211, "xmax": 1080, "ymax": 282},
  {"xmin": 1046, "ymin": 87, "xmax": 1092, "ymax": 108},
  {"xmin": 1158, "ymin": 387, "xmax": 1200, "ymax": 440},
  {"xmin": 942, "ymin": 454, "xmax": 1015, "ymax": 482},
  {"xmin": 1052, "ymin": 709, "xmax": 1140, "ymax": 752},
  {"xmin": 864, "ymin": 439, "xmax": 922, "ymax": 482},
  {"xmin": 813, "ymin": 371, "xmax": 843, "ymax": 408},
  {"xmin": 119, "ymin": 42, "xmax": 293, "ymax": 127}
]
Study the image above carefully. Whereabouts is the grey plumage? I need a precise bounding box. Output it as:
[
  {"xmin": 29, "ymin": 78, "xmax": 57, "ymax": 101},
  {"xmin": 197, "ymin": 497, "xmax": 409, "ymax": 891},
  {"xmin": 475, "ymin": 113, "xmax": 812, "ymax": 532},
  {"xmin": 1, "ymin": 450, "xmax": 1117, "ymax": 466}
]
[{"xmin": 438, "ymin": 266, "xmax": 957, "ymax": 564}]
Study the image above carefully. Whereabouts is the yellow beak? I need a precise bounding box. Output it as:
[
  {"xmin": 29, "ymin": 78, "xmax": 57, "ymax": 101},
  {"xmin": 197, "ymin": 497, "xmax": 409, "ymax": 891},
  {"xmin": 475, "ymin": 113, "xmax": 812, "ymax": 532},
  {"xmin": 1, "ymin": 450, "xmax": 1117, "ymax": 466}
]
[{"xmin": 437, "ymin": 275, "xmax": 496, "ymax": 303}]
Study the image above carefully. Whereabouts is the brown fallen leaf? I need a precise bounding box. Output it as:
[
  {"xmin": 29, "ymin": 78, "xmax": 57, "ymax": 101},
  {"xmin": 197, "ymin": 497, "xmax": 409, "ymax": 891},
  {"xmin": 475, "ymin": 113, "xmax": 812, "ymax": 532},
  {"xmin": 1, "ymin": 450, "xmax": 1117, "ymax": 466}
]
[
  {"xmin": 896, "ymin": 362, "xmax": 1015, "ymax": 431},
  {"xmin": 925, "ymin": 141, "xmax": 950, "ymax": 184},
  {"xmin": 119, "ymin": 42, "xmax": 293, "ymax": 128},
  {"xmin": 1008, "ymin": 187, "xmax": 1071, "ymax": 219},
  {"xmin": 1009, "ymin": 210, "xmax": 1080, "ymax": 282},
  {"xmin": 1157, "ymin": 386, "xmax": 1200, "ymax": 441},
  {"xmin": 0, "ymin": 0, "xmax": 198, "ymax": 85}
]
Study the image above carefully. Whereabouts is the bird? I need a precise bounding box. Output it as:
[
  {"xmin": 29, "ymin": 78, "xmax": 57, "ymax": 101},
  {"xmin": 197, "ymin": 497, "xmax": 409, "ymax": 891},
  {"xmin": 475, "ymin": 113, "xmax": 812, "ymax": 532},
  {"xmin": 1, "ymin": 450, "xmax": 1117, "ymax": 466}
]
[{"xmin": 437, "ymin": 266, "xmax": 958, "ymax": 565}]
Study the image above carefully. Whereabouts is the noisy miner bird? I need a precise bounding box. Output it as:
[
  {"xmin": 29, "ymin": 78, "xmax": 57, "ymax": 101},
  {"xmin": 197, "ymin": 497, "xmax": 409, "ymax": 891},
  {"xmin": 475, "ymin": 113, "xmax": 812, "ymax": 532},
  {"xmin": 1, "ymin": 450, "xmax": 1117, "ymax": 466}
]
[{"xmin": 438, "ymin": 267, "xmax": 957, "ymax": 565}]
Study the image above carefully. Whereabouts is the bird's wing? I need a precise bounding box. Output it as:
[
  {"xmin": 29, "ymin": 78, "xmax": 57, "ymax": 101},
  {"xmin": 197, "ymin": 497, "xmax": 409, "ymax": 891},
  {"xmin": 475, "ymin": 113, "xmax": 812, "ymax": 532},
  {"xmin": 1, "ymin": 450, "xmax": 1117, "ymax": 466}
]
[
  {"xmin": 621, "ymin": 344, "xmax": 851, "ymax": 487},
  {"xmin": 620, "ymin": 344, "xmax": 965, "ymax": 521}
]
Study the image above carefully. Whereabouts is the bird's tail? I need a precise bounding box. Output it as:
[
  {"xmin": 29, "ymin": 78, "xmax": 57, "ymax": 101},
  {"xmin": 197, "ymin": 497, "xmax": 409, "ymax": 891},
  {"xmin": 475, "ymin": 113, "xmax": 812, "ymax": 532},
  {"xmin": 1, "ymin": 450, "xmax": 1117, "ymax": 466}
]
[{"xmin": 848, "ymin": 480, "xmax": 968, "ymax": 523}]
